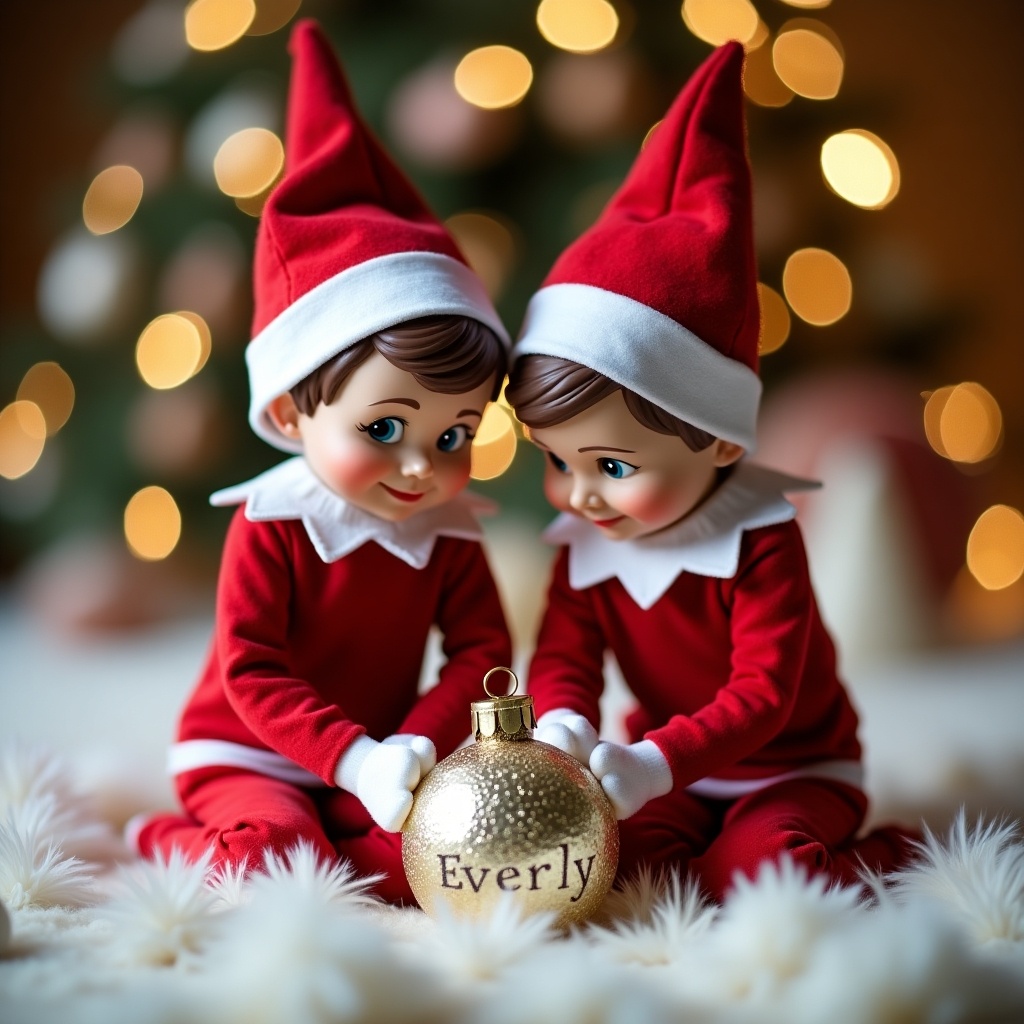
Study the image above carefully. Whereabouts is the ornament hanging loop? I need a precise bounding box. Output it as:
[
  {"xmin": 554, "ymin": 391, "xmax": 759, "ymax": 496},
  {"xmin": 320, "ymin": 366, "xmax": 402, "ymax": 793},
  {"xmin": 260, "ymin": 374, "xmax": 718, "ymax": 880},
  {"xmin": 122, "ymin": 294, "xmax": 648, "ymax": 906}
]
[{"xmin": 482, "ymin": 665, "xmax": 519, "ymax": 699}]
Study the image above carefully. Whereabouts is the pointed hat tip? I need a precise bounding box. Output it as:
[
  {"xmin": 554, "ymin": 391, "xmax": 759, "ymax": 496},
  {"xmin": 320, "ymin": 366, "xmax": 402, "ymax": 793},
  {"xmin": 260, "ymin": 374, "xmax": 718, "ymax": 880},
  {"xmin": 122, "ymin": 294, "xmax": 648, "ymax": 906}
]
[{"xmin": 288, "ymin": 17, "xmax": 330, "ymax": 57}]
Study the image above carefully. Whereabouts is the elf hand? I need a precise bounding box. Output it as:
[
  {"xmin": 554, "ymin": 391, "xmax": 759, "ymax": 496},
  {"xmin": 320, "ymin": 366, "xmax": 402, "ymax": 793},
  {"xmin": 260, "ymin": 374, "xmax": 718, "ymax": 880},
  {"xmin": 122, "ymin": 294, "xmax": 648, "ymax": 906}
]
[
  {"xmin": 589, "ymin": 740, "xmax": 673, "ymax": 820},
  {"xmin": 334, "ymin": 734, "xmax": 429, "ymax": 832},
  {"xmin": 381, "ymin": 733, "xmax": 437, "ymax": 777},
  {"xmin": 535, "ymin": 708, "xmax": 600, "ymax": 765}
]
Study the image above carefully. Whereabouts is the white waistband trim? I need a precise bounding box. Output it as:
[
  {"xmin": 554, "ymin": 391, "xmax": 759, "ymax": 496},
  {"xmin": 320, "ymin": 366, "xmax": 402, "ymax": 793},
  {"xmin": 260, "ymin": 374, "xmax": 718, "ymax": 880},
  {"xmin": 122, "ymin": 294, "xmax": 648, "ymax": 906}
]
[
  {"xmin": 686, "ymin": 760, "xmax": 863, "ymax": 799},
  {"xmin": 167, "ymin": 740, "xmax": 327, "ymax": 788}
]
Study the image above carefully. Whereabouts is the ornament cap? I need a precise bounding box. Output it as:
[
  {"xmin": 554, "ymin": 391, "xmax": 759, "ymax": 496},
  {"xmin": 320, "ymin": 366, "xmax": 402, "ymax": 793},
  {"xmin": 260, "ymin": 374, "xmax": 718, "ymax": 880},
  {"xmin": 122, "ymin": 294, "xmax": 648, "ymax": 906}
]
[{"xmin": 471, "ymin": 667, "xmax": 536, "ymax": 741}]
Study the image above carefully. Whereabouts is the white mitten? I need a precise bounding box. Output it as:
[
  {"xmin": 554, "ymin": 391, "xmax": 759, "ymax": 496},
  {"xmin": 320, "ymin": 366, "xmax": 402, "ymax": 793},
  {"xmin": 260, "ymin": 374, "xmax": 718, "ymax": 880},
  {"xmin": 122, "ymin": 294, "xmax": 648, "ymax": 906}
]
[
  {"xmin": 589, "ymin": 740, "xmax": 673, "ymax": 820},
  {"xmin": 535, "ymin": 708, "xmax": 600, "ymax": 764},
  {"xmin": 382, "ymin": 733, "xmax": 437, "ymax": 777},
  {"xmin": 334, "ymin": 735, "xmax": 422, "ymax": 832}
]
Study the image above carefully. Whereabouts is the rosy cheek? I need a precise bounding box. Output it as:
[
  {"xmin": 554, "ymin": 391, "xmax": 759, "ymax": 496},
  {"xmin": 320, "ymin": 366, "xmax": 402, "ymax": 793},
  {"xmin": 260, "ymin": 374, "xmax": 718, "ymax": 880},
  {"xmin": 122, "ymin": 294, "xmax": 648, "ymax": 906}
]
[
  {"xmin": 614, "ymin": 478, "xmax": 682, "ymax": 523},
  {"xmin": 543, "ymin": 469, "xmax": 572, "ymax": 512},
  {"xmin": 322, "ymin": 442, "xmax": 391, "ymax": 493}
]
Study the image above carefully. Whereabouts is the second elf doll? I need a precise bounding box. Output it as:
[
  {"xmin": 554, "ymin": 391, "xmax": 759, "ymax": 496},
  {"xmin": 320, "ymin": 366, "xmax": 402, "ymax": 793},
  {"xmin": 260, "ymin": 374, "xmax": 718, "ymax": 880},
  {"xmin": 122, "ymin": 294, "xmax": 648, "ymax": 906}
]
[{"xmin": 507, "ymin": 43, "xmax": 914, "ymax": 899}]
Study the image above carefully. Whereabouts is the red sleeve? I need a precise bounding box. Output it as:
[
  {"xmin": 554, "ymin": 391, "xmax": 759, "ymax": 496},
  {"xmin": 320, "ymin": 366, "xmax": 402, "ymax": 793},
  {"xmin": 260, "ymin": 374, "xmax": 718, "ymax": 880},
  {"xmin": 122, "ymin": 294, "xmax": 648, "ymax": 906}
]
[
  {"xmin": 524, "ymin": 548, "xmax": 605, "ymax": 727},
  {"xmin": 396, "ymin": 540, "xmax": 512, "ymax": 759},
  {"xmin": 646, "ymin": 525, "xmax": 814, "ymax": 786},
  {"xmin": 216, "ymin": 512, "xmax": 364, "ymax": 784}
]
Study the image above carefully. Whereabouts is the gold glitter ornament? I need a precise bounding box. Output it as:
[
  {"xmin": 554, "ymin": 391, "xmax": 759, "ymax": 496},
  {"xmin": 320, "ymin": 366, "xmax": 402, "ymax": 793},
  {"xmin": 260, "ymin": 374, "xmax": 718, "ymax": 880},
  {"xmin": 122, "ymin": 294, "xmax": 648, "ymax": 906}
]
[{"xmin": 402, "ymin": 667, "xmax": 619, "ymax": 928}]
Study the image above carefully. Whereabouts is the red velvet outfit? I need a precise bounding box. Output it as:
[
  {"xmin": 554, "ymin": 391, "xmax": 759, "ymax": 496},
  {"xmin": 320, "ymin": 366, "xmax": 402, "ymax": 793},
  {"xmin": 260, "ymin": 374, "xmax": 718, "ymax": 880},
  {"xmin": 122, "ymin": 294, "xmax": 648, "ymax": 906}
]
[
  {"xmin": 527, "ymin": 464, "xmax": 908, "ymax": 899},
  {"xmin": 139, "ymin": 461, "xmax": 511, "ymax": 904}
]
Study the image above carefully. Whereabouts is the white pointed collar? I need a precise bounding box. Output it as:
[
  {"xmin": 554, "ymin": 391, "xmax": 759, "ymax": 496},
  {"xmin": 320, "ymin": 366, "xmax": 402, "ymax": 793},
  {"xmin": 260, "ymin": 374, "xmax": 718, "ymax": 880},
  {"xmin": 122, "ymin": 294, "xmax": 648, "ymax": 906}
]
[
  {"xmin": 210, "ymin": 457, "xmax": 491, "ymax": 569},
  {"xmin": 542, "ymin": 461, "xmax": 819, "ymax": 610}
]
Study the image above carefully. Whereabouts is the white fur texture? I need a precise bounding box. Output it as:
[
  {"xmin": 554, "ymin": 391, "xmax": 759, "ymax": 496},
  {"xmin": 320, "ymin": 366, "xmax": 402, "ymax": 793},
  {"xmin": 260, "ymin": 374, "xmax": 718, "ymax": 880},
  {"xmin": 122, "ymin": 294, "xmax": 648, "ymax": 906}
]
[{"xmin": 1, "ymin": 744, "xmax": 1023, "ymax": 1023}]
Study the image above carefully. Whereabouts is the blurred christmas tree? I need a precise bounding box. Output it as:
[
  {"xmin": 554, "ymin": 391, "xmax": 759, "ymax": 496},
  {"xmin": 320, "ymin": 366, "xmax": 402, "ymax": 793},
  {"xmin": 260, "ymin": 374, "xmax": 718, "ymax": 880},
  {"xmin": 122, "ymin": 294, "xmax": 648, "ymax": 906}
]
[{"xmin": 1, "ymin": 0, "xmax": 1021, "ymax": 639}]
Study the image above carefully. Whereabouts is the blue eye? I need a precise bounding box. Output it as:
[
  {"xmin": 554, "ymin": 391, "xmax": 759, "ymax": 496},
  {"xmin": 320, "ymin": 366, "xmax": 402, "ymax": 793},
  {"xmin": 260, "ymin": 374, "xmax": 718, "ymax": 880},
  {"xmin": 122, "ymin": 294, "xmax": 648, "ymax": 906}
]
[
  {"xmin": 598, "ymin": 458, "xmax": 637, "ymax": 479},
  {"xmin": 437, "ymin": 425, "xmax": 471, "ymax": 452},
  {"xmin": 359, "ymin": 417, "xmax": 404, "ymax": 444},
  {"xmin": 547, "ymin": 452, "xmax": 569, "ymax": 474}
]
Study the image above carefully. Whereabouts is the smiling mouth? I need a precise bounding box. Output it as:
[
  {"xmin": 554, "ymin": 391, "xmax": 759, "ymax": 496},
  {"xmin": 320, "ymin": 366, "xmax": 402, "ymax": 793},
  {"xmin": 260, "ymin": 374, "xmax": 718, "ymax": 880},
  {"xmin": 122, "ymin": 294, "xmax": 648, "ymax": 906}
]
[
  {"xmin": 381, "ymin": 483, "xmax": 427, "ymax": 503},
  {"xmin": 591, "ymin": 515, "xmax": 625, "ymax": 528}
]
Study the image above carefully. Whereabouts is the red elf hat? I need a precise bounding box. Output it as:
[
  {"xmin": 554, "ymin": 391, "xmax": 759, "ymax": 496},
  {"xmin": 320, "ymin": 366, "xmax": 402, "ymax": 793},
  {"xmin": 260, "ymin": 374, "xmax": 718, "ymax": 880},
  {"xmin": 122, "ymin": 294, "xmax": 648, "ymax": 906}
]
[
  {"xmin": 246, "ymin": 20, "xmax": 509, "ymax": 452},
  {"xmin": 514, "ymin": 42, "xmax": 761, "ymax": 451}
]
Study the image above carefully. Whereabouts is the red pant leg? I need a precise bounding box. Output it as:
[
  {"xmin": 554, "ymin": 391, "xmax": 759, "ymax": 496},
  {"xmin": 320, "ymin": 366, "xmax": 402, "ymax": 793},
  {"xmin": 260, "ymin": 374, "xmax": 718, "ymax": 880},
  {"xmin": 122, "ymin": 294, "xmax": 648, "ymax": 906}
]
[
  {"xmin": 691, "ymin": 777, "xmax": 867, "ymax": 901},
  {"xmin": 316, "ymin": 788, "xmax": 416, "ymax": 906},
  {"xmin": 614, "ymin": 784, "xmax": 720, "ymax": 886},
  {"xmin": 139, "ymin": 767, "xmax": 336, "ymax": 872}
]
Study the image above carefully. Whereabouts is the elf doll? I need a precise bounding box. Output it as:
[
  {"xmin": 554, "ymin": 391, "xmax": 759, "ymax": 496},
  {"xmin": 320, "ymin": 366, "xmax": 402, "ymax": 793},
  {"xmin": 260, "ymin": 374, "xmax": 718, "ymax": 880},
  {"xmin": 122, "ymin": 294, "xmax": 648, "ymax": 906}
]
[
  {"xmin": 506, "ymin": 43, "xmax": 913, "ymax": 900},
  {"xmin": 130, "ymin": 21, "xmax": 512, "ymax": 905}
]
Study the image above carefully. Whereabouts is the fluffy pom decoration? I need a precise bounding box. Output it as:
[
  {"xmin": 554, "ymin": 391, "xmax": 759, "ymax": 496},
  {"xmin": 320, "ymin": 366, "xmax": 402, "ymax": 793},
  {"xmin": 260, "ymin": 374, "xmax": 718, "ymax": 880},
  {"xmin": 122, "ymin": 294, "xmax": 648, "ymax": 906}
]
[
  {"xmin": 98, "ymin": 847, "xmax": 218, "ymax": 967},
  {"xmin": 0, "ymin": 807, "xmax": 94, "ymax": 910}
]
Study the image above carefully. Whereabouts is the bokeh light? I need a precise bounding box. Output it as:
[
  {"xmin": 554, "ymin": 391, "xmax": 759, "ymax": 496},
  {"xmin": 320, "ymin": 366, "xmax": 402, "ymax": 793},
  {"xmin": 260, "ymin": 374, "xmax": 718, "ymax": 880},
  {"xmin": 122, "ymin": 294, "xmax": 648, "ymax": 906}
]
[
  {"xmin": 537, "ymin": 50, "xmax": 650, "ymax": 146},
  {"xmin": 778, "ymin": 0, "xmax": 831, "ymax": 8},
  {"xmin": 782, "ymin": 247, "xmax": 852, "ymax": 325},
  {"xmin": 772, "ymin": 20, "xmax": 844, "ymax": 100},
  {"xmin": 454, "ymin": 46, "xmax": 534, "ymax": 109},
  {"xmin": 821, "ymin": 129, "xmax": 900, "ymax": 209},
  {"xmin": 112, "ymin": 0, "xmax": 191, "ymax": 86},
  {"xmin": 185, "ymin": 0, "xmax": 256, "ymax": 52},
  {"xmin": 136, "ymin": 313, "xmax": 205, "ymax": 389},
  {"xmin": 175, "ymin": 311, "xmax": 214, "ymax": 375},
  {"xmin": 16, "ymin": 363, "xmax": 75, "ymax": 436},
  {"xmin": 757, "ymin": 283, "xmax": 791, "ymax": 355},
  {"xmin": 743, "ymin": 36, "xmax": 794, "ymax": 108},
  {"xmin": 471, "ymin": 403, "xmax": 518, "ymax": 480},
  {"xmin": 445, "ymin": 212, "xmax": 518, "ymax": 302},
  {"xmin": 213, "ymin": 127, "xmax": 285, "ymax": 198},
  {"xmin": 967, "ymin": 505, "xmax": 1024, "ymax": 591},
  {"xmin": 0, "ymin": 402, "xmax": 46, "ymax": 480},
  {"xmin": 124, "ymin": 486, "xmax": 182, "ymax": 561},
  {"xmin": 247, "ymin": 0, "xmax": 302, "ymax": 36},
  {"xmin": 537, "ymin": 0, "xmax": 619, "ymax": 54},
  {"xmin": 681, "ymin": 0, "xmax": 760, "ymax": 47},
  {"xmin": 923, "ymin": 382, "xmax": 1003, "ymax": 464},
  {"xmin": 82, "ymin": 165, "xmax": 144, "ymax": 235},
  {"xmin": 37, "ymin": 231, "xmax": 138, "ymax": 343},
  {"xmin": 95, "ymin": 109, "xmax": 177, "ymax": 193}
]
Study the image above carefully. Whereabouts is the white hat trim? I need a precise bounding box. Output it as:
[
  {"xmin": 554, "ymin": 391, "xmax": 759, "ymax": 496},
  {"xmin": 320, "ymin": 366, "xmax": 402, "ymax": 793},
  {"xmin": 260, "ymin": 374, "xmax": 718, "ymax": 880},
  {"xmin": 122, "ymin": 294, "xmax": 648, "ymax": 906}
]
[
  {"xmin": 515, "ymin": 283, "xmax": 761, "ymax": 452},
  {"xmin": 247, "ymin": 250, "xmax": 510, "ymax": 453}
]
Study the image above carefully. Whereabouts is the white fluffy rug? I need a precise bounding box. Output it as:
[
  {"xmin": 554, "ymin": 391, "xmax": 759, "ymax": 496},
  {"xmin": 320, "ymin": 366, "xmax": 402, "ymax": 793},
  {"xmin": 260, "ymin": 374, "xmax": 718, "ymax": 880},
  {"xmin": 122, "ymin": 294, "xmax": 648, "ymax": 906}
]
[{"xmin": 2, "ymin": 745, "xmax": 1023, "ymax": 1024}]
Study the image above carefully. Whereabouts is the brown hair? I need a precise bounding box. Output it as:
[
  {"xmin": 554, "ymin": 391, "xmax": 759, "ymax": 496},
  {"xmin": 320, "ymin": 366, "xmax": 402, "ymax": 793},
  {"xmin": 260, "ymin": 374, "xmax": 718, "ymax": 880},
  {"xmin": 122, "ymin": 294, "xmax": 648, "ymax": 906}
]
[
  {"xmin": 289, "ymin": 315, "xmax": 507, "ymax": 415},
  {"xmin": 506, "ymin": 355, "xmax": 716, "ymax": 452}
]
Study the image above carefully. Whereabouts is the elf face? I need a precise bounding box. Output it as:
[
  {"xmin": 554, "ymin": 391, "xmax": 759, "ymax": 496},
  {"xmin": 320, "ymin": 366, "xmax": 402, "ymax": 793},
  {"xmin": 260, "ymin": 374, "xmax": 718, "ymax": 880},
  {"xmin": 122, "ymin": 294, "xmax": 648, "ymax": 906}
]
[
  {"xmin": 273, "ymin": 350, "xmax": 495, "ymax": 522},
  {"xmin": 529, "ymin": 390, "xmax": 744, "ymax": 541}
]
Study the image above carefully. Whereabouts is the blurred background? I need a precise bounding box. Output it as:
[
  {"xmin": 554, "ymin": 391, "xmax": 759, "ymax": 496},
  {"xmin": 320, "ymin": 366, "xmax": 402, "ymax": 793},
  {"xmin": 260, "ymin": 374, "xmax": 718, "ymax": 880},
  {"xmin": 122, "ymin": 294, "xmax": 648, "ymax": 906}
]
[{"xmin": 1, "ymin": 1, "xmax": 1022, "ymax": 824}]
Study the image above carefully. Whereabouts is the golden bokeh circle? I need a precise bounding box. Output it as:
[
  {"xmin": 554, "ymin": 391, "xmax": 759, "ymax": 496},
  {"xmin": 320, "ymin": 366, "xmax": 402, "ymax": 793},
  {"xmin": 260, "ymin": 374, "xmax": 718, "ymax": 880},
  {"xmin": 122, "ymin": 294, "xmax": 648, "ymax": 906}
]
[
  {"xmin": 454, "ymin": 46, "xmax": 534, "ymax": 109},
  {"xmin": 185, "ymin": 0, "xmax": 256, "ymax": 52},
  {"xmin": 772, "ymin": 24, "xmax": 844, "ymax": 100},
  {"xmin": 782, "ymin": 247, "xmax": 852, "ymax": 326},
  {"xmin": 213, "ymin": 128, "xmax": 285, "ymax": 199},
  {"xmin": 743, "ymin": 38, "xmax": 794, "ymax": 108},
  {"xmin": 821, "ymin": 129, "xmax": 900, "ymax": 209},
  {"xmin": 124, "ymin": 485, "xmax": 183, "ymax": 561},
  {"xmin": 445, "ymin": 211, "xmax": 518, "ymax": 301},
  {"xmin": 471, "ymin": 403, "xmax": 518, "ymax": 481},
  {"xmin": 0, "ymin": 401, "xmax": 46, "ymax": 480},
  {"xmin": 136, "ymin": 314, "xmax": 204, "ymax": 390},
  {"xmin": 82, "ymin": 165, "xmax": 144, "ymax": 235},
  {"xmin": 681, "ymin": 0, "xmax": 760, "ymax": 47},
  {"xmin": 967, "ymin": 505, "xmax": 1024, "ymax": 591},
  {"xmin": 938, "ymin": 382, "xmax": 1002, "ymax": 464},
  {"xmin": 17, "ymin": 362, "xmax": 75, "ymax": 436},
  {"xmin": 537, "ymin": 0, "xmax": 619, "ymax": 54},
  {"xmin": 246, "ymin": 0, "xmax": 301, "ymax": 36},
  {"xmin": 922, "ymin": 385, "xmax": 955, "ymax": 459},
  {"xmin": 757, "ymin": 282, "xmax": 791, "ymax": 355}
]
